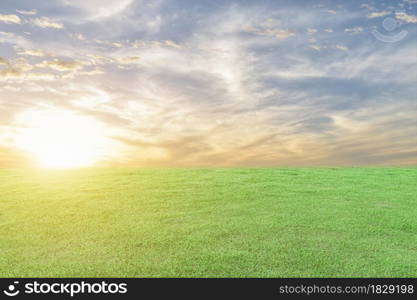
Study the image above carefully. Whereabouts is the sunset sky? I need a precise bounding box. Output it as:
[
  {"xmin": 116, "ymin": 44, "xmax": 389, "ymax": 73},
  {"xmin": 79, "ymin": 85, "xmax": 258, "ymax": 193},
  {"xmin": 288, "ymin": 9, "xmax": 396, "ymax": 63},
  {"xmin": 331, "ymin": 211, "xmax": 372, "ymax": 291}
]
[{"xmin": 0, "ymin": 0, "xmax": 416, "ymax": 167}]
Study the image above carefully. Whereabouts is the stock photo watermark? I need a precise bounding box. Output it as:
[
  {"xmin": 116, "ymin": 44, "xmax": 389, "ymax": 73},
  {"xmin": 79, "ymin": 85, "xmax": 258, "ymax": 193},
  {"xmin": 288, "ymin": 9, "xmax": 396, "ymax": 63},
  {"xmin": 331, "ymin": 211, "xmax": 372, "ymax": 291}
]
[
  {"xmin": 3, "ymin": 281, "xmax": 20, "ymax": 297},
  {"xmin": 372, "ymin": 10, "xmax": 411, "ymax": 42},
  {"xmin": 2, "ymin": 281, "xmax": 128, "ymax": 297}
]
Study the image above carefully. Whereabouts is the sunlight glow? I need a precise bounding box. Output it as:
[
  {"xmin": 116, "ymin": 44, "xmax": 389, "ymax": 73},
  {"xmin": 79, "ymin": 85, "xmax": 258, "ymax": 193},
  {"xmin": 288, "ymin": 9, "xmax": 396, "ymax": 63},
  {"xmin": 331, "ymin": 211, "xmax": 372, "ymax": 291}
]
[{"xmin": 16, "ymin": 110, "xmax": 109, "ymax": 168}]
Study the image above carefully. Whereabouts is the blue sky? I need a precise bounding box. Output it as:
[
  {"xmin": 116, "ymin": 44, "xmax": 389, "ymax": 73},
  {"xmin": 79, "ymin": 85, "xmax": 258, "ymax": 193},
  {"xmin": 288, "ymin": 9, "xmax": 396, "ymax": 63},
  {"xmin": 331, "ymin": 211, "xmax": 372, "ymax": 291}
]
[{"xmin": 0, "ymin": 0, "xmax": 416, "ymax": 167}]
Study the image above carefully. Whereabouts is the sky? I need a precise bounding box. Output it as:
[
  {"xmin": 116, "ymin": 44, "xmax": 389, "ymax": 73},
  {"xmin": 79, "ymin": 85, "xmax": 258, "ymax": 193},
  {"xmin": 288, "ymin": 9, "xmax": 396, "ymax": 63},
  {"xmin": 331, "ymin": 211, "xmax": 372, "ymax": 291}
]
[{"xmin": 0, "ymin": 0, "xmax": 416, "ymax": 167}]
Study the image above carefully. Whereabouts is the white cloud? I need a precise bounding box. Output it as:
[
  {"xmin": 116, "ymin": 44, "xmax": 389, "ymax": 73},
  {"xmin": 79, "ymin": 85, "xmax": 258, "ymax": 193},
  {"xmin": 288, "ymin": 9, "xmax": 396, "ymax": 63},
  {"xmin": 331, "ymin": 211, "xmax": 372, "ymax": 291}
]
[
  {"xmin": 360, "ymin": 4, "xmax": 374, "ymax": 10},
  {"xmin": 95, "ymin": 40, "xmax": 124, "ymax": 48},
  {"xmin": 19, "ymin": 49, "xmax": 52, "ymax": 57},
  {"xmin": 0, "ymin": 57, "xmax": 9, "ymax": 65},
  {"xmin": 0, "ymin": 68, "xmax": 23, "ymax": 80},
  {"xmin": 62, "ymin": 0, "xmax": 134, "ymax": 20},
  {"xmin": 0, "ymin": 14, "xmax": 21, "ymax": 24},
  {"xmin": 344, "ymin": 27, "xmax": 364, "ymax": 34},
  {"xmin": 86, "ymin": 54, "xmax": 114, "ymax": 65},
  {"xmin": 2, "ymin": 85, "xmax": 21, "ymax": 91},
  {"xmin": 16, "ymin": 9, "xmax": 37, "ymax": 15},
  {"xmin": 246, "ymin": 27, "xmax": 296, "ymax": 39},
  {"xmin": 11, "ymin": 57, "xmax": 34, "ymax": 72},
  {"xmin": 164, "ymin": 40, "xmax": 185, "ymax": 49},
  {"xmin": 131, "ymin": 40, "xmax": 186, "ymax": 50},
  {"xmin": 367, "ymin": 11, "xmax": 391, "ymax": 19},
  {"xmin": 0, "ymin": 31, "xmax": 15, "ymax": 37},
  {"xmin": 396, "ymin": 12, "xmax": 417, "ymax": 23},
  {"xmin": 38, "ymin": 60, "xmax": 84, "ymax": 71},
  {"xmin": 309, "ymin": 45, "xmax": 322, "ymax": 51},
  {"xmin": 0, "ymin": 1, "xmax": 415, "ymax": 166},
  {"xmin": 25, "ymin": 72, "xmax": 55, "ymax": 81},
  {"xmin": 117, "ymin": 56, "xmax": 140, "ymax": 64},
  {"xmin": 334, "ymin": 45, "xmax": 348, "ymax": 51},
  {"xmin": 71, "ymin": 33, "xmax": 86, "ymax": 40},
  {"xmin": 79, "ymin": 69, "xmax": 104, "ymax": 76},
  {"xmin": 31, "ymin": 17, "xmax": 64, "ymax": 29}
]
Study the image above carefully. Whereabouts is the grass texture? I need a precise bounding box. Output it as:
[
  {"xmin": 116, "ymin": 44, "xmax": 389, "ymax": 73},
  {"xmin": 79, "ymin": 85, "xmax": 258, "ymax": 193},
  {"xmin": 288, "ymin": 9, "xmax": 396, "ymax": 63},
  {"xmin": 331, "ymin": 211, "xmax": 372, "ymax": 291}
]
[{"xmin": 0, "ymin": 168, "xmax": 416, "ymax": 277}]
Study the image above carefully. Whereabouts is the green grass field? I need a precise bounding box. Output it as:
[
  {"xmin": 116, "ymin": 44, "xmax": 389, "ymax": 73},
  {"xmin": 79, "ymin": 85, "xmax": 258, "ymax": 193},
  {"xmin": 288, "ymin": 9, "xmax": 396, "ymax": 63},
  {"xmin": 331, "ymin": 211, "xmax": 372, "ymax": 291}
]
[{"xmin": 1, "ymin": 168, "xmax": 416, "ymax": 277}]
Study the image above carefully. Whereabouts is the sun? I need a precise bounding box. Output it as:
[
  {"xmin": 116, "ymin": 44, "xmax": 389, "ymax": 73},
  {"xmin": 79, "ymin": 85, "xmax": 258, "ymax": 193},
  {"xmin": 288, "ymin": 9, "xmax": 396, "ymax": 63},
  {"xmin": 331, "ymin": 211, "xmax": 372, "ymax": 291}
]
[{"xmin": 16, "ymin": 110, "xmax": 108, "ymax": 168}]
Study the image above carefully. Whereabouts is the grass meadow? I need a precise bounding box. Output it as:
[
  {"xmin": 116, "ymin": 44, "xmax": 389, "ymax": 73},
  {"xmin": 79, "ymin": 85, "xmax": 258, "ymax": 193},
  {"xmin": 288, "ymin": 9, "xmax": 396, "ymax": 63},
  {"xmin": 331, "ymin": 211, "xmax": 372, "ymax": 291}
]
[{"xmin": 0, "ymin": 168, "xmax": 416, "ymax": 277}]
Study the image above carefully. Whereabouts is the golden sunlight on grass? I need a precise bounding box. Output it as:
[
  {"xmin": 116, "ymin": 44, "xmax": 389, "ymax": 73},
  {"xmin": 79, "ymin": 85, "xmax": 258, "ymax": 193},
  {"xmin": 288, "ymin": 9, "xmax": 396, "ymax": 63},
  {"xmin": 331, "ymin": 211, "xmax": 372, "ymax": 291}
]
[{"xmin": 15, "ymin": 110, "xmax": 109, "ymax": 168}]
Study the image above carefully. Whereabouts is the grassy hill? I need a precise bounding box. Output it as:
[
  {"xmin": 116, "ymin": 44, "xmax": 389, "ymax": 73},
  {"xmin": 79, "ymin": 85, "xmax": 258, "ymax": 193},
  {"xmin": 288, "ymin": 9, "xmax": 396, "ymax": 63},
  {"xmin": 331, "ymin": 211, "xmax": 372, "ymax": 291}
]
[{"xmin": 0, "ymin": 168, "xmax": 416, "ymax": 277}]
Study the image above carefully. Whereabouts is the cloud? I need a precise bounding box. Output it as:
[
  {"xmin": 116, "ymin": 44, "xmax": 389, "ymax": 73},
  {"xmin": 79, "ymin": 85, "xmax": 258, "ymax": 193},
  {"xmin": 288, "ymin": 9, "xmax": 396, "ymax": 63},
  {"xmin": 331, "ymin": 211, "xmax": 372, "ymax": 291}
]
[
  {"xmin": 396, "ymin": 12, "xmax": 417, "ymax": 23},
  {"xmin": 309, "ymin": 45, "xmax": 322, "ymax": 51},
  {"xmin": 39, "ymin": 60, "xmax": 84, "ymax": 71},
  {"xmin": 0, "ymin": 68, "xmax": 23, "ymax": 80},
  {"xmin": 0, "ymin": 31, "xmax": 15, "ymax": 37},
  {"xmin": 95, "ymin": 39, "xmax": 124, "ymax": 48},
  {"xmin": 344, "ymin": 27, "xmax": 364, "ymax": 34},
  {"xmin": 62, "ymin": 0, "xmax": 134, "ymax": 20},
  {"xmin": 19, "ymin": 49, "xmax": 52, "ymax": 57},
  {"xmin": 78, "ymin": 69, "xmax": 104, "ymax": 76},
  {"xmin": 246, "ymin": 27, "xmax": 296, "ymax": 39},
  {"xmin": 0, "ymin": 14, "xmax": 21, "ymax": 24},
  {"xmin": 0, "ymin": 0, "xmax": 415, "ymax": 167},
  {"xmin": 25, "ymin": 72, "xmax": 55, "ymax": 81},
  {"xmin": 10, "ymin": 57, "xmax": 34, "ymax": 72},
  {"xmin": 117, "ymin": 56, "xmax": 140, "ymax": 64},
  {"xmin": 360, "ymin": 4, "xmax": 375, "ymax": 10},
  {"xmin": 0, "ymin": 57, "xmax": 9, "ymax": 65},
  {"xmin": 86, "ymin": 54, "xmax": 114, "ymax": 65},
  {"xmin": 131, "ymin": 40, "xmax": 186, "ymax": 50},
  {"xmin": 367, "ymin": 11, "xmax": 391, "ymax": 19},
  {"xmin": 326, "ymin": 10, "xmax": 337, "ymax": 14},
  {"xmin": 0, "ymin": 64, "xmax": 54, "ymax": 81},
  {"xmin": 70, "ymin": 33, "xmax": 86, "ymax": 40},
  {"xmin": 31, "ymin": 17, "xmax": 64, "ymax": 29},
  {"xmin": 334, "ymin": 45, "xmax": 348, "ymax": 51},
  {"xmin": 307, "ymin": 28, "xmax": 318, "ymax": 34},
  {"xmin": 164, "ymin": 40, "xmax": 185, "ymax": 49},
  {"xmin": 16, "ymin": 9, "xmax": 37, "ymax": 15}
]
